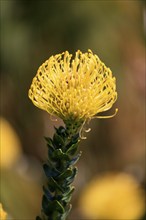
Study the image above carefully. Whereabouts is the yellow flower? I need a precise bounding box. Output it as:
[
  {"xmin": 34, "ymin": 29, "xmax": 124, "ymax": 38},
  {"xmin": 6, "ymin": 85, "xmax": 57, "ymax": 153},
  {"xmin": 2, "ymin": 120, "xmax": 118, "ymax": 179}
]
[
  {"xmin": 0, "ymin": 117, "xmax": 22, "ymax": 169},
  {"xmin": 79, "ymin": 173, "xmax": 145, "ymax": 220},
  {"xmin": 0, "ymin": 204, "xmax": 7, "ymax": 220},
  {"xmin": 28, "ymin": 50, "xmax": 117, "ymax": 123}
]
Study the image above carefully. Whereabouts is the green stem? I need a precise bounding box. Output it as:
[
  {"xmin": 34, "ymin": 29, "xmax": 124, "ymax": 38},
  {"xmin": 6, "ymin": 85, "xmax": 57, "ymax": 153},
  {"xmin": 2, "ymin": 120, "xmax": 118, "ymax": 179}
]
[{"xmin": 36, "ymin": 121, "xmax": 83, "ymax": 220}]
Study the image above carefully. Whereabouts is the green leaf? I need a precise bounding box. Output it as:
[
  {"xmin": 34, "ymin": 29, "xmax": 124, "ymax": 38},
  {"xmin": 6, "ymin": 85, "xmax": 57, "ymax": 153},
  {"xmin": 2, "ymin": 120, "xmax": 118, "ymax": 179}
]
[
  {"xmin": 65, "ymin": 167, "xmax": 78, "ymax": 186},
  {"xmin": 47, "ymin": 159, "xmax": 61, "ymax": 175},
  {"xmin": 42, "ymin": 196, "xmax": 65, "ymax": 216},
  {"xmin": 42, "ymin": 195, "xmax": 52, "ymax": 215},
  {"xmin": 53, "ymin": 200, "xmax": 65, "ymax": 214},
  {"xmin": 66, "ymin": 143, "xmax": 78, "ymax": 155},
  {"xmin": 47, "ymin": 180, "xmax": 56, "ymax": 192},
  {"xmin": 58, "ymin": 169, "xmax": 72, "ymax": 180},
  {"xmin": 72, "ymin": 133, "xmax": 79, "ymax": 142},
  {"xmin": 44, "ymin": 137, "xmax": 54, "ymax": 147},
  {"xmin": 53, "ymin": 133, "xmax": 65, "ymax": 147},
  {"xmin": 43, "ymin": 186, "xmax": 53, "ymax": 201},
  {"xmin": 48, "ymin": 146, "xmax": 56, "ymax": 161},
  {"xmin": 63, "ymin": 186, "xmax": 74, "ymax": 197},
  {"xmin": 52, "ymin": 149, "xmax": 69, "ymax": 161},
  {"xmin": 62, "ymin": 187, "xmax": 74, "ymax": 203},
  {"xmin": 50, "ymin": 177, "xmax": 64, "ymax": 193},
  {"xmin": 61, "ymin": 204, "xmax": 72, "ymax": 220},
  {"xmin": 43, "ymin": 163, "xmax": 60, "ymax": 178},
  {"xmin": 69, "ymin": 152, "xmax": 82, "ymax": 165},
  {"xmin": 55, "ymin": 126, "xmax": 67, "ymax": 138}
]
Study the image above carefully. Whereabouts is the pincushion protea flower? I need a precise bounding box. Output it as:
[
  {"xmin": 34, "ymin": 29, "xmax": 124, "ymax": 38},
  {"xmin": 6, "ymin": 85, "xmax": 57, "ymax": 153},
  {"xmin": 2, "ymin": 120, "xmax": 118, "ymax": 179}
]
[
  {"xmin": 28, "ymin": 50, "xmax": 118, "ymax": 220},
  {"xmin": 29, "ymin": 50, "xmax": 117, "ymax": 124}
]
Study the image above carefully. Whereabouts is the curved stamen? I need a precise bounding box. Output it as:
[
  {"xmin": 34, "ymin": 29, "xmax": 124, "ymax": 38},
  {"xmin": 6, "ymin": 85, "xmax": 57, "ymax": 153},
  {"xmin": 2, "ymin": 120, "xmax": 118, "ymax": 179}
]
[
  {"xmin": 79, "ymin": 120, "xmax": 91, "ymax": 139},
  {"xmin": 94, "ymin": 108, "xmax": 118, "ymax": 119}
]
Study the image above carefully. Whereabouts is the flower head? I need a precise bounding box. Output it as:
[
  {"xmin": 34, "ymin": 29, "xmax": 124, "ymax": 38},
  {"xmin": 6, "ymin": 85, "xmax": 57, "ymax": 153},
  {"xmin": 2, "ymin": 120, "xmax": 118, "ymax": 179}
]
[
  {"xmin": 29, "ymin": 50, "xmax": 117, "ymax": 122},
  {"xmin": 79, "ymin": 173, "xmax": 145, "ymax": 220},
  {"xmin": 0, "ymin": 204, "xmax": 7, "ymax": 220},
  {"xmin": 0, "ymin": 117, "xmax": 22, "ymax": 169}
]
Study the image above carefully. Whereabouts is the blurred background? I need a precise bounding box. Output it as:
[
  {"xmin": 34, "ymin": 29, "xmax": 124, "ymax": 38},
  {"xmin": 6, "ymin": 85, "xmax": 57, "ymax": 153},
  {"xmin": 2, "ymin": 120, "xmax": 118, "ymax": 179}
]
[{"xmin": 0, "ymin": 0, "xmax": 145, "ymax": 219}]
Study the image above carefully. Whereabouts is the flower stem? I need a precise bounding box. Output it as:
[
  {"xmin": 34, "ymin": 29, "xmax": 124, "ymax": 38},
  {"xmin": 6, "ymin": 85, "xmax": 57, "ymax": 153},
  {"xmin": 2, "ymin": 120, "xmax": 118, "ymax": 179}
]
[{"xmin": 36, "ymin": 123, "xmax": 82, "ymax": 220}]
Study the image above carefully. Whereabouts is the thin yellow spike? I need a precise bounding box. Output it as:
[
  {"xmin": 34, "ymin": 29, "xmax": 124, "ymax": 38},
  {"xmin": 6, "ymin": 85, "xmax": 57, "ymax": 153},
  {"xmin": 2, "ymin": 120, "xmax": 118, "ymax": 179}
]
[{"xmin": 28, "ymin": 50, "xmax": 118, "ymax": 122}]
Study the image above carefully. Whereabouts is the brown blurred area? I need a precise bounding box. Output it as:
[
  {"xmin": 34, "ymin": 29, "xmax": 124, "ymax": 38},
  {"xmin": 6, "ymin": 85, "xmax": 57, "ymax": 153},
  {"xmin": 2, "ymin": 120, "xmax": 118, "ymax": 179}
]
[{"xmin": 0, "ymin": 0, "xmax": 145, "ymax": 219}]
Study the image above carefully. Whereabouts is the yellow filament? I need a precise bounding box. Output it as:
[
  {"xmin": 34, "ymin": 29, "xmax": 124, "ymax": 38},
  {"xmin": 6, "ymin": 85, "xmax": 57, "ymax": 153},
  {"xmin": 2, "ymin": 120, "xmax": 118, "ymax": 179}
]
[
  {"xmin": 28, "ymin": 50, "xmax": 117, "ymax": 122},
  {"xmin": 94, "ymin": 108, "xmax": 118, "ymax": 119}
]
